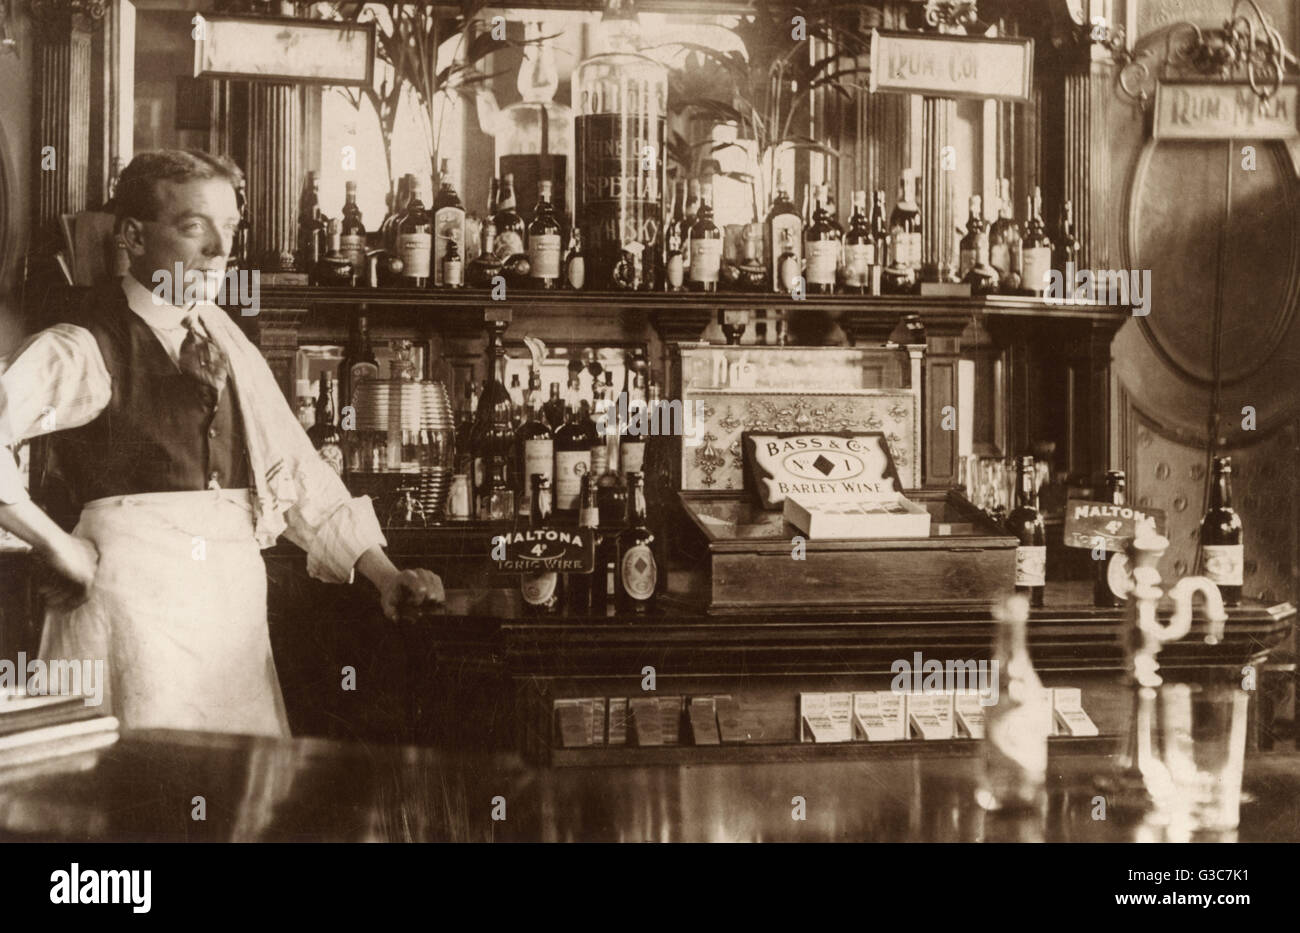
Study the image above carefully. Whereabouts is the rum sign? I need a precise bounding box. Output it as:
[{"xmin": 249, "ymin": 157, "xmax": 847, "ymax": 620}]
[
  {"xmin": 869, "ymin": 31, "xmax": 1033, "ymax": 103},
  {"xmin": 1154, "ymin": 81, "xmax": 1299, "ymax": 140}
]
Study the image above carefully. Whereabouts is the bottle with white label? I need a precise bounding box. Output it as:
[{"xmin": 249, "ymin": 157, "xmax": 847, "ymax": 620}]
[
  {"xmin": 521, "ymin": 474, "xmax": 562, "ymax": 614},
  {"xmin": 842, "ymin": 190, "xmax": 873, "ymax": 294},
  {"xmin": 1200, "ymin": 456, "xmax": 1243, "ymax": 606},
  {"xmin": 397, "ymin": 176, "xmax": 433, "ymax": 287},
  {"xmin": 527, "ymin": 179, "xmax": 562, "ymax": 288},
  {"xmin": 687, "ymin": 182, "xmax": 723, "ymax": 292},
  {"xmin": 979, "ymin": 594, "xmax": 1049, "ymax": 811},
  {"xmin": 616, "ymin": 471, "xmax": 657, "ymax": 613},
  {"xmin": 766, "ymin": 170, "xmax": 802, "ymax": 293},
  {"xmin": 804, "ymin": 184, "xmax": 842, "ymax": 294},
  {"xmin": 339, "ymin": 181, "xmax": 367, "ymax": 278},
  {"xmin": 883, "ymin": 169, "xmax": 921, "ymax": 294},
  {"xmin": 432, "ymin": 159, "xmax": 465, "ymax": 288},
  {"xmin": 515, "ymin": 374, "xmax": 553, "ymax": 518},
  {"xmin": 552, "ymin": 375, "xmax": 592, "ymax": 514},
  {"xmin": 1007, "ymin": 455, "xmax": 1046, "ymax": 608},
  {"xmin": 1021, "ymin": 186, "xmax": 1053, "ymax": 298}
]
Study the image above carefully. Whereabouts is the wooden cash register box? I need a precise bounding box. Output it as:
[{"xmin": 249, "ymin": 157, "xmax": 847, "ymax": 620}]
[{"xmin": 669, "ymin": 344, "xmax": 1017, "ymax": 612}]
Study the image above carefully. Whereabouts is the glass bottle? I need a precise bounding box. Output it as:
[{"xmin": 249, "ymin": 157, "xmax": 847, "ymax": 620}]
[
  {"xmin": 542, "ymin": 381, "xmax": 566, "ymax": 432},
  {"xmin": 842, "ymin": 190, "xmax": 873, "ymax": 294},
  {"xmin": 883, "ymin": 169, "xmax": 921, "ymax": 294},
  {"xmin": 297, "ymin": 171, "xmax": 328, "ymax": 273},
  {"xmin": 567, "ymin": 474, "xmax": 599, "ymax": 614},
  {"xmin": 619, "ymin": 364, "xmax": 646, "ymax": 475},
  {"xmin": 517, "ymin": 372, "xmax": 554, "ymax": 501},
  {"xmin": 467, "ymin": 219, "xmax": 504, "ymax": 289},
  {"xmin": 469, "ymin": 320, "xmax": 519, "ymax": 519},
  {"xmin": 988, "ymin": 177, "xmax": 1022, "ymax": 292},
  {"xmin": 396, "ymin": 176, "xmax": 433, "ymax": 288},
  {"xmin": 314, "ymin": 218, "xmax": 356, "ymax": 287},
  {"xmin": 1200, "ymin": 456, "xmax": 1243, "ymax": 607},
  {"xmin": 958, "ymin": 194, "xmax": 986, "ymax": 281},
  {"xmin": 961, "ymin": 196, "xmax": 998, "ymax": 296},
  {"xmin": 869, "ymin": 189, "xmax": 888, "ymax": 295},
  {"xmin": 1094, "ymin": 470, "xmax": 1127, "ymax": 608},
  {"xmin": 979, "ymin": 594, "xmax": 1049, "ymax": 811},
  {"xmin": 432, "ymin": 158, "xmax": 466, "ymax": 288},
  {"xmin": 339, "ymin": 180, "xmax": 367, "ymax": 279},
  {"xmin": 767, "ymin": 169, "xmax": 802, "ymax": 293},
  {"xmin": 553, "ymin": 374, "xmax": 593, "ymax": 515},
  {"xmin": 1007, "ymin": 455, "xmax": 1046, "ymax": 608},
  {"xmin": 307, "ymin": 372, "xmax": 344, "ymax": 476},
  {"xmin": 573, "ymin": 0, "xmax": 667, "ymax": 291},
  {"xmin": 564, "ymin": 228, "xmax": 586, "ymax": 290},
  {"xmin": 616, "ymin": 472, "xmax": 657, "ymax": 613},
  {"xmin": 527, "ymin": 179, "xmax": 563, "ymax": 288},
  {"xmin": 1056, "ymin": 199, "xmax": 1081, "ymax": 286},
  {"xmin": 1021, "ymin": 186, "xmax": 1053, "ymax": 298},
  {"xmin": 804, "ymin": 184, "xmax": 842, "ymax": 294},
  {"xmin": 442, "ymin": 235, "xmax": 463, "ymax": 288},
  {"xmin": 521, "ymin": 475, "xmax": 563, "ymax": 615},
  {"xmin": 380, "ymin": 174, "xmax": 412, "ymax": 286},
  {"xmin": 664, "ymin": 179, "xmax": 685, "ymax": 291},
  {"xmin": 686, "ymin": 182, "xmax": 723, "ymax": 292},
  {"xmin": 492, "ymin": 172, "xmax": 527, "ymax": 267},
  {"xmin": 339, "ymin": 313, "xmax": 379, "ymax": 412}
]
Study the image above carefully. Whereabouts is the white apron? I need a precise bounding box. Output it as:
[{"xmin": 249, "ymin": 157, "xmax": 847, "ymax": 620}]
[{"xmin": 38, "ymin": 489, "xmax": 290, "ymax": 738}]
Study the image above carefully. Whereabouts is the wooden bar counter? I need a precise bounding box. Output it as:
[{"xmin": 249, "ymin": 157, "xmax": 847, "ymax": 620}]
[{"xmin": 0, "ymin": 729, "xmax": 1297, "ymax": 842}]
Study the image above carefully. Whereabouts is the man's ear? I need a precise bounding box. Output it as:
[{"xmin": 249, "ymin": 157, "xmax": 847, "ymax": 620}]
[{"xmin": 119, "ymin": 217, "xmax": 148, "ymax": 258}]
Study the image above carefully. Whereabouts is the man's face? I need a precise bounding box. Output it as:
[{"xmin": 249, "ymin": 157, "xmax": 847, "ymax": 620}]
[{"xmin": 120, "ymin": 177, "xmax": 240, "ymax": 304}]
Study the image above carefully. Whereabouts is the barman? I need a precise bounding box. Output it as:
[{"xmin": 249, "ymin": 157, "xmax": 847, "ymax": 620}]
[{"xmin": 0, "ymin": 150, "xmax": 443, "ymax": 737}]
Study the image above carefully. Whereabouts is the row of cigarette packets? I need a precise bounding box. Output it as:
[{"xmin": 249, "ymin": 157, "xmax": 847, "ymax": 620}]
[{"xmin": 799, "ymin": 688, "xmax": 1099, "ymax": 743}]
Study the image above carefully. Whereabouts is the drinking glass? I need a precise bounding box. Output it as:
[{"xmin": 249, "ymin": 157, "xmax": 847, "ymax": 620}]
[{"xmin": 1160, "ymin": 682, "xmax": 1249, "ymax": 831}]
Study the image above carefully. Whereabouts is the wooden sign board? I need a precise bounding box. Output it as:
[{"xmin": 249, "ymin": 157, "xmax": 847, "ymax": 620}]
[
  {"xmin": 1063, "ymin": 499, "xmax": 1167, "ymax": 551},
  {"xmin": 1154, "ymin": 81, "xmax": 1299, "ymax": 140},
  {"xmin": 489, "ymin": 528, "xmax": 595, "ymax": 574},
  {"xmin": 194, "ymin": 14, "xmax": 375, "ymax": 87},
  {"xmin": 869, "ymin": 30, "xmax": 1033, "ymax": 103}
]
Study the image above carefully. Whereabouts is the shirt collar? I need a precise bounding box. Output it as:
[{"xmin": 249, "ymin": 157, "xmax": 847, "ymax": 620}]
[{"xmin": 121, "ymin": 273, "xmax": 207, "ymax": 332}]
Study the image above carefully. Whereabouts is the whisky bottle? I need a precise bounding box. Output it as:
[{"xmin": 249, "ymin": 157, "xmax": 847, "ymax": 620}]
[
  {"xmin": 380, "ymin": 174, "xmax": 412, "ymax": 286},
  {"xmin": 958, "ymin": 194, "xmax": 985, "ymax": 281},
  {"xmin": 469, "ymin": 321, "xmax": 519, "ymax": 519},
  {"xmin": 297, "ymin": 171, "xmax": 328, "ymax": 273},
  {"xmin": 619, "ymin": 365, "xmax": 646, "ymax": 475},
  {"xmin": 567, "ymin": 473, "xmax": 599, "ymax": 614},
  {"xmin": 1021, "ymin": 186, "xmax": 1053, "ymax": 298},
  {"xmin": 542, "ymin": 381, "xmax": 565, "ymax": 432},
  {"xmin": 979, "ymin": 594, "xmax": 1049, "ymax": 811},
  {"xmin": 1094, "ymin": 470, "xmax": 1127, "ymax": 608},
  {"xmin": 1200, "ymin": 456, "xmax": 1243, "ymax": 607},
  {"xmin": 616, "ymin": 472, "xmax": 658, "ymax": 613},
  {"xmin": 517, "ymin": 376, "xmax": 554, "ymax": 501},
  {"xmin": 467, "ymin": 216, "xmax": 504, "ymax": 290},
  {"xmin": 314, "ymin": 218, "xmax": 356, "ymax": 287},
  {"xmin": 521, "ymin": 474, "xmax": 563, "ymax": 615},
  {"xmin": 988, "ymin": 177, "xmax": 1022, "ymax": 292},
  {"xmin": 961, "ymin": 196, "xmax": 998, "ymax": 296},
  {"xmin": 432, "ymin": 158, "xmax": 466, "ymax": 288},
  {"xmin": 869, "ymin": 190, "xmax": 888, "ymax": 295},
  {"xmin": 339, "ymin": 313, "xmax": 379, "ymax": 411},
  {"xmin": 526, "ymin": 179, "xmax": 562, "ymax": 288},
  {"xmin": 340, "ymin": 180, "xmax": 367, "ymax": 279},
  {"xmin": 307, "ymin": 372, "xmax": 344, "ymax": 476},
  {"xmin": 492, "ymin": 172, "xmax": 527, "ymax": 265},
  {"xmin": 842, "ymin": 190, "xmax": 873, "ymax": 294},
  {"xmin": 767, "ymin": 169, "xmax": 802, "ymax": 293},
  {"xmin": 1007, "ymin": 455, "xmax": 1046, "ymax": 608},
  {"xmin": 397, "ymin": 176, "xmax": 434, "ymax": 287},
  {"xmin": 553, "ymin": 375, "xmax": 593, "ymax": 514},
  {"xmin": 687, "ymin": 182, "xmax": 723, "ymax": 292},
  {"xmin": 883, "ymin": 169, "xmax": 921, "ymax": 294},
  {"xmin": 441, "ymin": 235, "xmax": 464, "ymax": 288},
  {"xmin": 804, "ymin": 184, "xmax": 842, "ymax": 295},
  {"xmin": 664, "ymin": 179, "xmax": 685, "ymax": 291}
]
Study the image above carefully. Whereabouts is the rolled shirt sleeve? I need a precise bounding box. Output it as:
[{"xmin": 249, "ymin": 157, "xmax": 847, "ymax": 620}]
[{"xmin": 0, "ymin": 325, "xmax": 112, "ymax": 504}]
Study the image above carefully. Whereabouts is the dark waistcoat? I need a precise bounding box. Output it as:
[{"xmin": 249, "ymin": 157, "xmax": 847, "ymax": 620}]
[{"xmin": 49, "ymin": 285, "xmax": 250, "ymax": 507}]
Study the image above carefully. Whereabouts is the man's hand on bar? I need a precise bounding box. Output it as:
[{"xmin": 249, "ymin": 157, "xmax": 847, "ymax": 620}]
[{"xmin": 355, "ymin": 546, "xmax": 444, "ymax": 619}]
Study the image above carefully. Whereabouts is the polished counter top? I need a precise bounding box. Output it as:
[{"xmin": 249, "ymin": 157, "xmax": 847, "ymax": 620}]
[{"xmin": 0, "ymin": 729, "xmax": 1295, "ymax": 842}]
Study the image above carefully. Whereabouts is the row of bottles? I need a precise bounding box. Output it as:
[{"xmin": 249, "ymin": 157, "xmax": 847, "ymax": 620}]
[
  {"xmin": 1003, "ymin": 455, "xmax": 1244, "ymax": 610},
  {"xmin": 956, "ymin": 182, "xmax": 1076, "ymax": 297}
]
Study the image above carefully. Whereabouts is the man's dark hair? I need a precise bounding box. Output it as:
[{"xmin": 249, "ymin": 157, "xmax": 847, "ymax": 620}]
[{"xmin": 113, "ymin": 150, "xmax": 244, "ymax": 232}]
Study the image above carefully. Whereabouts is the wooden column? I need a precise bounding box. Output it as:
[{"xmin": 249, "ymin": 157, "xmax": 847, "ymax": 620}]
[
  {"xmin": 921, "ymin": 313, "xmax": 969, "ymax": 487},
  {"xmin": 921, "ymin": 97, "xmax": 955, "ymax": 282},
  {"xmin": 248, "ymin": 83, "xmax": 301, "ymax": 272},
  {"xmin": 1063, "ymin": 58, "xmax": 1115, "ymax": 271},
  {"xmin": 30, "ymin": 3, "xmax": 100, "ymax": 243}
]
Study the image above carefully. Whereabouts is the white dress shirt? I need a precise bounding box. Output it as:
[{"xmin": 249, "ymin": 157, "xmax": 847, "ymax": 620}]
[{"xmin": 0, "ymin": 275, "xmax": 384, "ymax": 583}]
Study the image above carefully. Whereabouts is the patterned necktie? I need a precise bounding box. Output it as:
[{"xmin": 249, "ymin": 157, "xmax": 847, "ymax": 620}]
[{"xmin": 178, "ymin": 314, "xmax": 230, "ymax": 397}]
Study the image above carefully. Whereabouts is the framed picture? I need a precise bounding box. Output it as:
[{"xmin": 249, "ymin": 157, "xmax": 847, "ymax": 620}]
[{"xmin": 193, "ymin": 14, "xmax": 375, "ymax": 87}]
